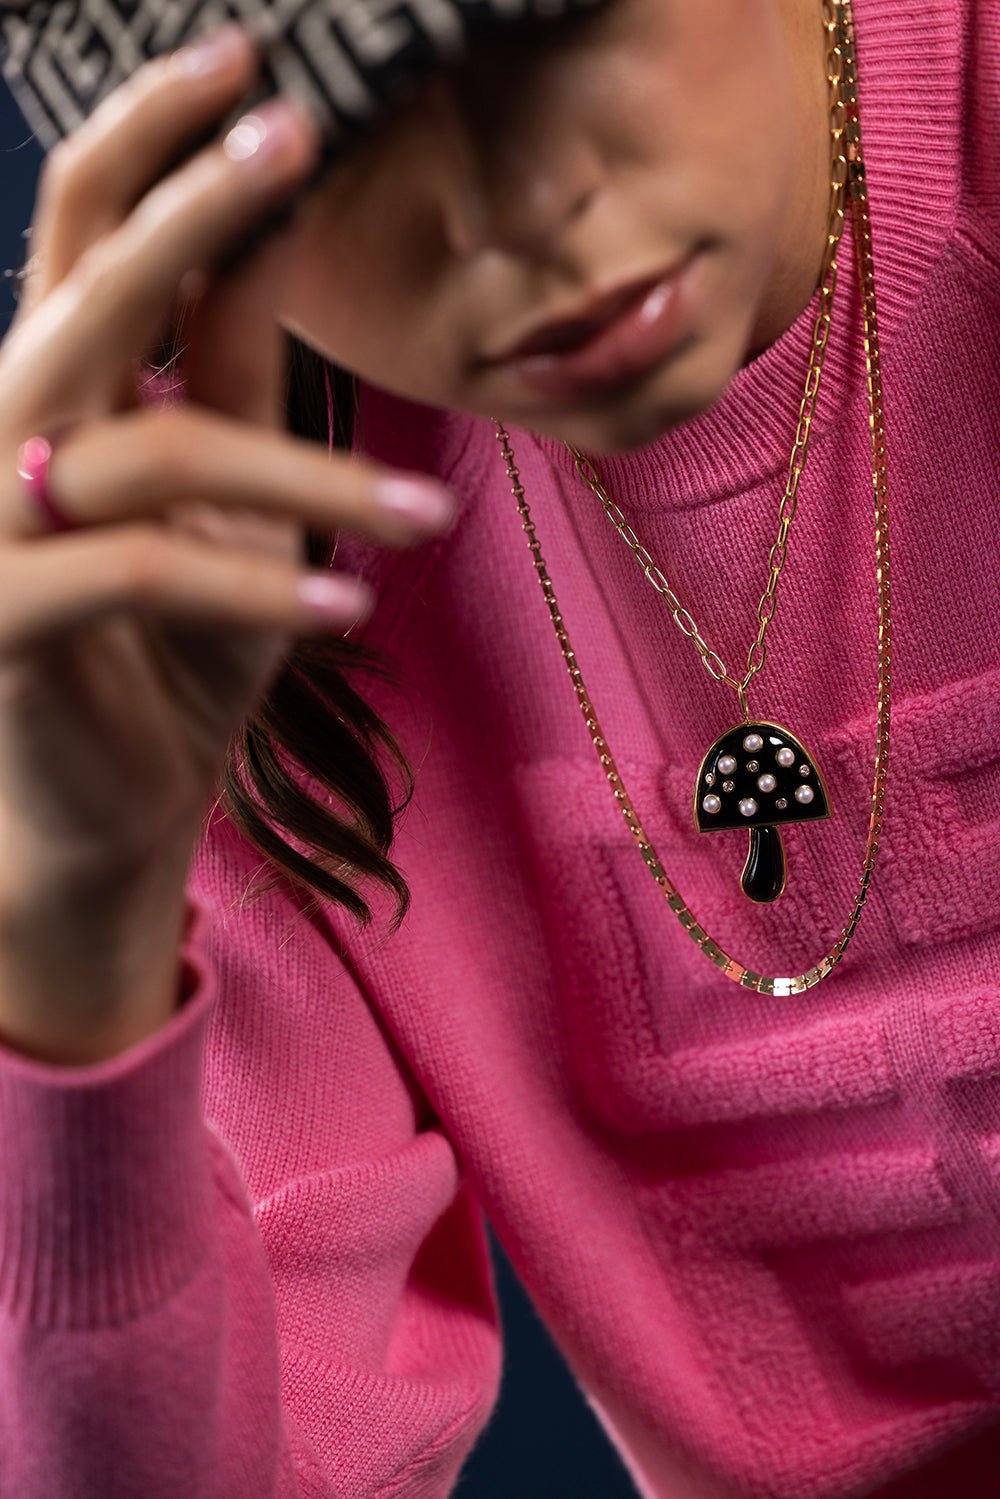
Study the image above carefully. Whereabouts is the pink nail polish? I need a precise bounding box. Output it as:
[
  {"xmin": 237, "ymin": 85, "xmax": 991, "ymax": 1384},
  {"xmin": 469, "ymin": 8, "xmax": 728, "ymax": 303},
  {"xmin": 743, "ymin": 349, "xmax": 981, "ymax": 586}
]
[
  {"xmin": 223, "ymin": 97, "xmax": 310, "ymax": 166},
  {"xmin": 298, "ymin": 575, "xmax": 374, "ymax": 628},
  {"xmin": 374, "ymin": 476, "xmax": 457, "ymax": 532}
]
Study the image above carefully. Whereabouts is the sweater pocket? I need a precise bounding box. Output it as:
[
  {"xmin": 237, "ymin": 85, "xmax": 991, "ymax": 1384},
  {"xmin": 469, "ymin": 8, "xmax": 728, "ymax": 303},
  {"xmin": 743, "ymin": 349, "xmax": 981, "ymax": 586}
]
[
  {"xmin": 513, "ymin": 672, "xmax": 1000, "ymax": 1139},
  {"xmin": 513, "ymin": 735, "xmax": 875, "ymax": 1139}
]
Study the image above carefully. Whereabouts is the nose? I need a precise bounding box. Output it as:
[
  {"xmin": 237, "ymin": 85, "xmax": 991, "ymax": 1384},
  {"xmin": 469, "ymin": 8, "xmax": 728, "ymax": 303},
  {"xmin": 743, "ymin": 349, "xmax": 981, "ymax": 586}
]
[{"xmin": 427, "ymin": 76, "xmax": 603, "ymax": 260}]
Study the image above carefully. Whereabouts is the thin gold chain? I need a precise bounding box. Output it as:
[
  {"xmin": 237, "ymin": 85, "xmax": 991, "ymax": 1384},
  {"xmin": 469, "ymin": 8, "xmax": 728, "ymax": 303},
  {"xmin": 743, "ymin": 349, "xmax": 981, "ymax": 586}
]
[
  {"xmin": 495, "ymin": 0, "xmax": 892, "ymax": 996},
  {"xmin": 566, "ymin": 9, "xmax": 849, "ymax": 721}
]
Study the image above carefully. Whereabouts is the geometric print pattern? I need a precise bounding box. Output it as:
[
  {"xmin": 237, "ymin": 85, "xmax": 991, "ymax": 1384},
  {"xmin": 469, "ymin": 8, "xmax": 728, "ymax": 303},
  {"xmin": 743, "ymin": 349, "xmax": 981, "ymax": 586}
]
[
  {"xmin": 0, "ymin": 0, "xmax": 608, "ymax": 154},
  {"xmin": 638, "ymin": 989, "xmax": 1000, "ymax": 1492},
  {"xmin": 515, "ymin": 676, "xmax": 1000, "ymax": 1492}
]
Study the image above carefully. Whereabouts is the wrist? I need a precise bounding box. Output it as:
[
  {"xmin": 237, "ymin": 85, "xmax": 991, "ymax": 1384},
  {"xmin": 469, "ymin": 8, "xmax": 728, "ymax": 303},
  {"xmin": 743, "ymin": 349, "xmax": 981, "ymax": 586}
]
[{"xmin": 0, "ymin": 869, "xmax": 196, "ymax": 1066}]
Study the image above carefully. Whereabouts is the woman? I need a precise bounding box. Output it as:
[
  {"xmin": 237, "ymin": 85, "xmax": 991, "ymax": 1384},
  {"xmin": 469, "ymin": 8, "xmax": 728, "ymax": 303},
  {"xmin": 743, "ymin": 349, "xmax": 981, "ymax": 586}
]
[{"xmin": 0, "ymin": 1, "xmax": 997, "ymax": 1495}]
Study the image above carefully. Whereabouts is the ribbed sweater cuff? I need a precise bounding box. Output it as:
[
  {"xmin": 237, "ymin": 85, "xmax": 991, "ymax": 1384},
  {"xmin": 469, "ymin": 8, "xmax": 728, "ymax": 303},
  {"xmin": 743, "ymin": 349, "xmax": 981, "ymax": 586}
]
[{"xmin": 0, "ymin": 889, "xmax": 219, "ymax": 1329}]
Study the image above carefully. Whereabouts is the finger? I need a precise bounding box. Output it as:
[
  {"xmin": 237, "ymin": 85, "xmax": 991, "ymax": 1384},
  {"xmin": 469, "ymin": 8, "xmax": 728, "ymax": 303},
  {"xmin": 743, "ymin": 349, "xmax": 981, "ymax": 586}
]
[
  {"xmin": 1, "ymin": 95, "xmax": 321, "ymax": 430},
  {"xmin": 4, "ymin": 406, "xmax": 458, "ymax": 545},
  {"xmin": 165, "ymin": 217, "xmax": 312, "ymax": 570},
  {"xmin": 17, "ymin": 24, "xmax": 260, "ymax": 323},
  {"xmin": 0, "ymin": 526, "xmax": 375, "ymax": 661},
  {"xmin": 165, "ymin": 496, "xmax": 303, "ymax": 569}
]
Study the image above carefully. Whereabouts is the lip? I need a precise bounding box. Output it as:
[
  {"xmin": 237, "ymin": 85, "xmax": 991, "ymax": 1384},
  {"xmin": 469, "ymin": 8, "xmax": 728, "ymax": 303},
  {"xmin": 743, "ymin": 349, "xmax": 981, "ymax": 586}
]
[
  {"xmin": 485, "ymin": 253, "xmax": 701, "ymax": 402},
  {"xmin": 491, "ymin": 261, "xmax": 685, "ymax": 362}
]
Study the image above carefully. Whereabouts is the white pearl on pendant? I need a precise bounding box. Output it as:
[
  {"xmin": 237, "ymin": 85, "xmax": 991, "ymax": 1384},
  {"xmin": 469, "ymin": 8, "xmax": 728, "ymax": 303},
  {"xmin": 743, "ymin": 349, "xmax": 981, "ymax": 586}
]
[
  {"xmin": 743, "ymin": 734, "xmax": 764, "ymax": 753},
  {"xmin": 718, "ymin": 755, "xmax": 737, "ymax": 776},
  {"xmin": 703, "ymin": 794, "xmax": 722, "ymax": 815},
  {"xmin": 795, "ymin": 784, "xmax": 815, "ymax": 805},
  {"xmin": 776, "ymin": 747, "xmax": 795, "ymax": 768},
  {"xmin": 739, "ymin": 798, "xmax": 758, "ymax": 818},
  {"xmin": 757, "ymin": 773, "xmax": 777, "ymax": 794}
]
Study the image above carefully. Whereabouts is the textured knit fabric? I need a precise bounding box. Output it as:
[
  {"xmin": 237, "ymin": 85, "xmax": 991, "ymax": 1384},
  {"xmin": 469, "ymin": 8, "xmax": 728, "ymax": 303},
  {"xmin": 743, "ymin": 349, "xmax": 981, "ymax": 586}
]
[{"xmin": 0, "ymin": 1, "xmax": 998, "ymax": 1495}]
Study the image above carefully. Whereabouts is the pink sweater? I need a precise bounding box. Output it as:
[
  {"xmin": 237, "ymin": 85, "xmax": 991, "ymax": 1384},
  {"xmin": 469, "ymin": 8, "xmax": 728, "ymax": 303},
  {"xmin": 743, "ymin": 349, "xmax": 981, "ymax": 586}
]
[{"xmin": 2, "ymin": 1, "xmax": 999, "ymax": 1494}]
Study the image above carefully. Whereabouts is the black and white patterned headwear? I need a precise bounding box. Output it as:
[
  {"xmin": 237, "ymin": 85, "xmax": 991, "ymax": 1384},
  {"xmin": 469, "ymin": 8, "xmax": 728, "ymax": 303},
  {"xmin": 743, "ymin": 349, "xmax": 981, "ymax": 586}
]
[{"xmin": 0, "ymin": 1, "xmax": 608, "ymax": 160}]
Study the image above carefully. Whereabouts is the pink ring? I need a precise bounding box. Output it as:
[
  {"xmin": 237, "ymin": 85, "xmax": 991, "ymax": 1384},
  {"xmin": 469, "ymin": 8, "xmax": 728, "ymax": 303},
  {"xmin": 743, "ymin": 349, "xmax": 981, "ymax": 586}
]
[{"xmin": 16, "ymin": 430, "xmax": 78, "ymax": 534}]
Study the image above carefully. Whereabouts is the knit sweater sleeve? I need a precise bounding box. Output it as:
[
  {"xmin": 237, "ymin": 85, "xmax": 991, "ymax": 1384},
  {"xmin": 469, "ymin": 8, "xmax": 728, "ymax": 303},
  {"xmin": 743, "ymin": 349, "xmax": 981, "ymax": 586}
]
[
  {"xmin": 0, "ymin": 835, "xmax": 501, "ymax": 1496},
  {"xmin": 959, "ymin": 0, "xmax": 1000, "ymax": 267}
]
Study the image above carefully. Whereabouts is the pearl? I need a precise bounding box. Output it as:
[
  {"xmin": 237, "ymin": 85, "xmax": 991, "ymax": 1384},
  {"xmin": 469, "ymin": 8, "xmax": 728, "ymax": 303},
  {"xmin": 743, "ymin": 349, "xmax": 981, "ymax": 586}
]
[
  {"xmin": 795, "ymin": 784, "xmax": 815, "ymax": 805},
  {"xmin": 743, "ymin": 734, "xmax": 764, "ymax": 753},
  {"xmin": 776, "ymin": 798, "xmax": 789, "ymax": 811},
  {"xmin": 703, "ymin": 794, "xmax": 722, "ymax": 815},
  {"xmin": 757, "ymin": 774, "xmax": 777, "ymax": 794},
  {"xmin": 718, "ymin": 755, "xmax": 737, "ymax": 776},
  {"xmin": 776, "ymin": 747, "xmax": 795, "ymax": 768},
  {"xmin": 739, "ymin": 798, "xmax": 758, "ymax": 818}
]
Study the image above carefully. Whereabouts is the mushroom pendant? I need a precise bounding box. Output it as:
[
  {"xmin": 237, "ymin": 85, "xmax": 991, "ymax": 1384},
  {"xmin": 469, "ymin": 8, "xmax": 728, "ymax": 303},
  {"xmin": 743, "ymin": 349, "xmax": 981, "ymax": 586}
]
[{"xmin": 694, "ymin": 721, "xmax": 832, "ymax": 904}]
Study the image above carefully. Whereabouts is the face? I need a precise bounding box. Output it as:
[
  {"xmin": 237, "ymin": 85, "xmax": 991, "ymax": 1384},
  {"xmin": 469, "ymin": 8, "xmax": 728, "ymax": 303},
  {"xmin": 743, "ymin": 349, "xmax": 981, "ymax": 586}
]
[{"xmin": 279, "ymin": 0, "xmax": 828, "ymax": 455}]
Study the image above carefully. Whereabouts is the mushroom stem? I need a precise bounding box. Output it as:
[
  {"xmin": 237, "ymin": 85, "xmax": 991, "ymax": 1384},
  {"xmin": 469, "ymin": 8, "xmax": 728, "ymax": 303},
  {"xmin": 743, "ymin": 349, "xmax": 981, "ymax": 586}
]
[{"xmin": 741, "ymin": 824, "xmax": 787, "ymax": 904}]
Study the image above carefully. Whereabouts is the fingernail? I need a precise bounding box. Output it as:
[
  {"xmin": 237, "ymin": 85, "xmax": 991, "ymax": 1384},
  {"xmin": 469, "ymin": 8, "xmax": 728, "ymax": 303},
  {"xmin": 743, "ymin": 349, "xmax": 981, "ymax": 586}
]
[
  {"xmin": 374, "ymin": 475, "xmax": 458, "ymax": 533},
  {"xmin": 170, "ymin": 22, "xmax": 248, "ymax": 79},
  {"xmin": 298, "ymin": 574, "xmax": 374, "ymax": 627},
  {"xmin": 223, "ymin": 97, "xmax": 311, "ymax": 167}
]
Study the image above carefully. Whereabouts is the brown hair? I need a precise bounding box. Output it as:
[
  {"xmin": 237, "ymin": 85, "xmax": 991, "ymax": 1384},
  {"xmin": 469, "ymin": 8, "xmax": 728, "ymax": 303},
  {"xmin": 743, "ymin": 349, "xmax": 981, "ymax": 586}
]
[{"xmin": 215, "ymin": 333, "xmax": 413, "ymax": 929}]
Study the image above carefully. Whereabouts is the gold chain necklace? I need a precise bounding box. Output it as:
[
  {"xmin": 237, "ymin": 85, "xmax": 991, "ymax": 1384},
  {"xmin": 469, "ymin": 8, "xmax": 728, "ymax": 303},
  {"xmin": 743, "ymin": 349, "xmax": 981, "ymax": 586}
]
[{"xmin": 495, "ymin": 0, "xmax": 892, "ymax": 996}]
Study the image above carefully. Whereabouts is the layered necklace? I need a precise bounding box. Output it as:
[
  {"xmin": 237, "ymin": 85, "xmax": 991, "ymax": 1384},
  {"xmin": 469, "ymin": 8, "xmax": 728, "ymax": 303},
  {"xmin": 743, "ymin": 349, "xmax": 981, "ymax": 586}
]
[{"xmin": 495, "ymin": 0, "xmax": 891, "ymax": 997}]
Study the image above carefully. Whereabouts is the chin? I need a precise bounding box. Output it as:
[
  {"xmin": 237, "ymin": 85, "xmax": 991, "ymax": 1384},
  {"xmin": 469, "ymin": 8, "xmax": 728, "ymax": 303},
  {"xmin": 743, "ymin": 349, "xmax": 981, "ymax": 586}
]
[{"xmin": 522, "ymin": 335, "xmax": 750, "ymax": 457}]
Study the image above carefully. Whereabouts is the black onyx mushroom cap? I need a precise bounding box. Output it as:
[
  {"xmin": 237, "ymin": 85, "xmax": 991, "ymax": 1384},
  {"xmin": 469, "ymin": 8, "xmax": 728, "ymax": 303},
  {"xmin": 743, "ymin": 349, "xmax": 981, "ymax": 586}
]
[{"xmin": 694, "ymin": 722, "xmax": 831, "ymax": 833}]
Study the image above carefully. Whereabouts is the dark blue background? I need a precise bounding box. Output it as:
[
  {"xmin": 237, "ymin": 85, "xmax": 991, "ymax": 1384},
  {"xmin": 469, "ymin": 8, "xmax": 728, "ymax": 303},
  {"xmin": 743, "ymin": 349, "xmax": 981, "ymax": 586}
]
[{"xmin": 0, "ymin": 78, "xmax": 637, "ymax": 1499}]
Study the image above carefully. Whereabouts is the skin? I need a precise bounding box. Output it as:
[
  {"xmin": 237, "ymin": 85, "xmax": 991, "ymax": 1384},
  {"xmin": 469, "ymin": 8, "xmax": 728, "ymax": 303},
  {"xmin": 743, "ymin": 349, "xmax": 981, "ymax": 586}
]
[{"xmin": 278, "ymin": 0, "xmax": 833, "ymax": 456}]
